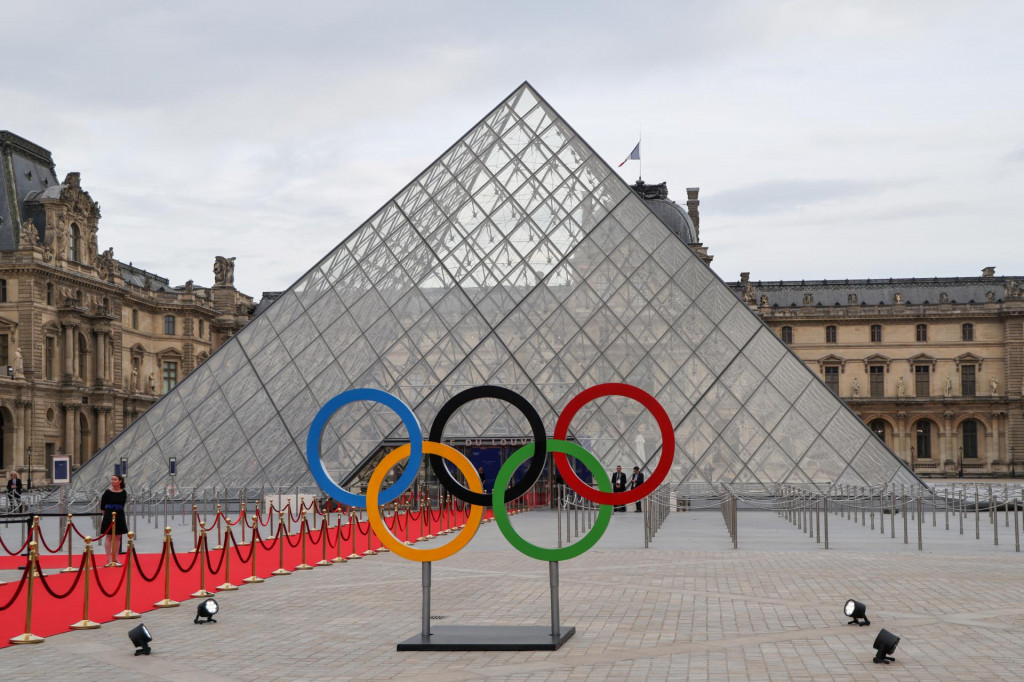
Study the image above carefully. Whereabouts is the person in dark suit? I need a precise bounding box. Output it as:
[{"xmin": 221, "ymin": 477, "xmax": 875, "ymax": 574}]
[
  {"xmin": 7, "ymin": 471, "xmax": 23, "ymax": 510},
  {"xmin": 611, "ymin": 466, "xmax": 627, "ymax": 511},
  {"xmin": 629, "ymin": 466, "xmax": 645, "ymax": 512}
]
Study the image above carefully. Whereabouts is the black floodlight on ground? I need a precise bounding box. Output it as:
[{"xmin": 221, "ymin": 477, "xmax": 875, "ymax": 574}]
[
  {"xmin": 128, "ymin": 623, "xmax": 152, "ymax": 655},
  {"xmin": 194, "ymin": 598, "xmax": 219, "ymax": 624},
  {"xmin": 844, "ymin": 599, "xmax": 870, "ymax": 626},
  {"xmin": 872, "ymin": 628, "xmax": 900, "ymax": 664}
]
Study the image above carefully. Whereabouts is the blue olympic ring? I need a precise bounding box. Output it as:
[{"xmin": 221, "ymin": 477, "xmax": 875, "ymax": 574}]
[{"xmin": 305, "ymin": 388, "xmax": 422, "ymax": 507}]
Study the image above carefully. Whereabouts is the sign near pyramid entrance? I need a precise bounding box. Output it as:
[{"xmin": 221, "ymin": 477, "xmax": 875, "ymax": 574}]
[{"xmin": 71, "ymin": 82, "xmax": 921, "ymax": 499}]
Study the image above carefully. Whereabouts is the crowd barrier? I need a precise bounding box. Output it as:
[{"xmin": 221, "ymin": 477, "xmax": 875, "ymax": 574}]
[{"xmin": 1, "ymin": 492, "xmax": 534, "ymax": 647}]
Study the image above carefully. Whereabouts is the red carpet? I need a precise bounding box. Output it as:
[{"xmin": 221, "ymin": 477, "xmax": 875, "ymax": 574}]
[{"xmin": 0, "ymin": 506, "xmax": 490, "ymax": 646}]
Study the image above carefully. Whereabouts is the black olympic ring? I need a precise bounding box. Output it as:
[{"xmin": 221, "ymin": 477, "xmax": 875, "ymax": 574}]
[{"xmin": 428, "ymin": 385, "xmax": 548, "ymax": 506}]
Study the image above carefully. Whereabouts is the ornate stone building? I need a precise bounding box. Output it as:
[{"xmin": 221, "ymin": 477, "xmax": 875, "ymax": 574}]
[
  {"xmin": 0, "ymin": 131, "xmax": 253, "ymax": 484},
  {"xmin": 730, "ymin": 272, "xmax": 1024, "ymax": 477}
]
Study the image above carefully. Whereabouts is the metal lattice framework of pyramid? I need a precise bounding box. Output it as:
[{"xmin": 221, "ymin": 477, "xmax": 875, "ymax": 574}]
[{"xmin": 71, "ymin": 82, "xmax": 922, "ymax": 498}]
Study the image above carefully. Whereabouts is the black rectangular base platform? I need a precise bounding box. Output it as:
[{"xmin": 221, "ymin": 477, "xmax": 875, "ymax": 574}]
[{"xmin": 397, "ymin": 625, "xmax": 576, "ymax": 651}]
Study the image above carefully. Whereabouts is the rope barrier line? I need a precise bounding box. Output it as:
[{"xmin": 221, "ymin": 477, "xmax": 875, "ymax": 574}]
[
  {"xmin": 0, "ymin": 564, "xmax": 29, "ymax": 611},
  {"xmin": 0, "ymin": 529, "xmax": 31, "ymax": 557},
  {"xmin": 131, "ymin": 542, "xmax": 163, "ymax": 583},
  {"xmin": 35, "ymin": 554, "xmax": 86, "ymax": 600},
  {"xmin": 89, "ymin": 550, "xmax": 128, "ymax": 599},
  {"xmin": 168, "ymin": 540, "xmax": 202, "ymax": 573}
]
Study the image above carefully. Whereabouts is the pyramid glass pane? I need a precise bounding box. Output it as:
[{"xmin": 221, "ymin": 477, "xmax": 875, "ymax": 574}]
[{"xmin": 71, "ymin": 83, "xmax": 921, "ymax": 497}]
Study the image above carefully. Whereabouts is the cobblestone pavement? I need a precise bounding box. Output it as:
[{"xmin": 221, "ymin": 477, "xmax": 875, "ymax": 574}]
[{"xmin": 3, "ymin": 508, "xmax": 1023, "ymax": 681}]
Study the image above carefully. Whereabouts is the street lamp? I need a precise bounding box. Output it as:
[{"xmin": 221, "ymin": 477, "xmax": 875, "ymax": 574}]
[
  {"xmin": 958, "ymin": 446, "xmax": 964, "ymax": 479},
  {"xmin": 26, "ymin": 447, "xmax": 32, "ymax": 490},
  {"xmin": 1011, "ymin": 446, "xmax": 1016, "ymax": 479}
]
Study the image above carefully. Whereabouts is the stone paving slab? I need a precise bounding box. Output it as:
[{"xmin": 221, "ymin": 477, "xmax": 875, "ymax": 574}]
[{"xmin": 2, "ymin": 509, "xmax": 1023, "ymax": 680}]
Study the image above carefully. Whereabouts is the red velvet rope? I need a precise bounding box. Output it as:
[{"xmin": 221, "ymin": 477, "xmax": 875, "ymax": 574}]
[
  {"xmin": 0, "ymin": 530, "xmax": 31, "ymax": 556},
  {"xmin": 205, "ymin": 539, "xmax": 226, "ymax": 574},
  {"xmin": 256, "ymin": 526, "xmax": 280, "ymax": 551},
  {"xmin": 168, "ymin": 540, "xmax": 202, "ymax": 573},
  {"xmin": 90, "ymin": 552, "xmax": 128, "ymax": 598},
  {"xmin": 0, "ymin": 564, "xmax": 28, "ymax": 610},
  {"xmin": 131, "ymin": 544, "xmax": 164, "ymax": 583},
  {"xmin": 35, "ymin": 556, "xmax": 85, "ymax": 599},
  {"xmin": 284, "ymin": 527, "xmax": 303, "ymax": 548},
  {"xmin": 339, "ymin": 522, "xmax": 353, "ymax": 542},
  {"xmin": 36, "ymin": 523, "xmax": 70, "ymax": 554}
]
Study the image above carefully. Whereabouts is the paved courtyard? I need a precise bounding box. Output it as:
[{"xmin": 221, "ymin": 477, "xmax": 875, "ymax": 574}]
[{"xmin": 3, "ymin": 505, "xmax": 1023, "ymax": 680}]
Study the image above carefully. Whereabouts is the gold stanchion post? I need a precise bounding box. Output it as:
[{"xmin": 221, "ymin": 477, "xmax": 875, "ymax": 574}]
[
  {"xmin": 154, "ymin": 527, "xmax": 180, "ymax": 608},
  {"xmin": 191, "ymin": 504, "xmax": 199, "ymax": 551},
  {"xmin": 70, "ymin": 536, "xmax": 101, "ymax": 629},
  {"xmin": 217, "ymin": 526, "xmax": 239, "ymax": 591},
  {"xmin": 243, "ymin": 515, "xmax": 264, "ymax": 583},
  {"xmin": 61, "ymin": 513, "xmax": 76, "ymax": 573},
  {"xmin": 215, "ymin": 504, "xmax": 224, "ymax": 549},
  {"xmin": 316, "ymin": 514, "xmax": 332, "ymax": 566},
  {"xmin": 332, "ymin": 515, "xmax": 347, "ymax": 564},
  {"xmin": 271, "ymin": 512, "xmax": 291, "ymax": 576},
  {"xmin": 348, "ymin": 513, "xmax": 362, "ymax": 560},
  {"xmin": 191, "ymin": 524, "xmax": 214, "ymax": 597},
  {"xmin": 240, "ymin": 502, "xmax": 247, "ymax": 545},
  {"xmin": 9, "ymin": 541, "xmax": 44, "ymax": 644},
  {"xmin": 362, "ymin": 510, "xmax": 377, "ymax": 556},
  {"xmin": 294, "ymin": 511, "xmax": 313, "ymax": 570},
  {"xmin": 114, "ymin": 532, "xmax": 141, "ymax": 619}
]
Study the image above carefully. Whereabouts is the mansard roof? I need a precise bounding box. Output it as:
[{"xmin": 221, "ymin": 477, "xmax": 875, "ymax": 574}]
[{"xmin": 0, "ymin": 131, "xmax": 59, "ymax": 251}]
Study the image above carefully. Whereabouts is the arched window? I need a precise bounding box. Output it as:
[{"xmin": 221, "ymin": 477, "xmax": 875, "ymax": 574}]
[
  {"xmin": 915, "ymin": 421, "xmax": 932, "ymax": 459},
  {"xmin": 781, "ymin": 326, "xmax": 793, "ymax": 344},
  {"xmin": 870, "ymin": 324, "xmax": 882, "ymax": 343},
  {"xmin": 870, "ymin": 419, "xmax": 887, "ymax": 444},
  {"xmin": 69, "ymin": 223, "xmax": 81, "ymax": 262},
  {"xmin": 961, "ymin": 323, "xmax": 974, "ymax": 342},
  {"xmin": 825, "ymin": 325, "xmax": 837, "ymax": 343},
  {"xmin": 916, "ymin": 324, "xmax": 928, "ymax": 342},
  {"xmin": 164, "ymin": 315, "xmax": 175, "ymax": 335},
  {"xmin": 962, "ymin": 419, "xmax": 978, "ymax": 459}
]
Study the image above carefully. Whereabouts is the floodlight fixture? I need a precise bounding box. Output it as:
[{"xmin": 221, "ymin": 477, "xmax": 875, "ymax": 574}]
[
  {"xmin": 194, "ymin": 598, "xmax": 219, "ymax": 624},
  {"xmin": 844, "ymin": 599, "xmax": 870, "ymax": 626},
  {"xmin": 128, "ymin": 623, "xmax": 152, "ymax": 655},
  {"xmin": 872, "ymin": 628, "xmax": 900, "ymax": 664}
]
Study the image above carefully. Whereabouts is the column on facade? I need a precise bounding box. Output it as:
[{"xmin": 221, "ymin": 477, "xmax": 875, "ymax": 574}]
[
  {"xmin": 63, "ymin": 404, "xmax": 78, "ymax": 466},
  {"xmin": 63, "ymin": 324, "xmax": 75, "ymax": 378},
  {"xmin": 96, "ymin": 332, "xmax": 106, "ymax": 384},
  {"xmin": 942, "ymin": 411, "xmax": 953, "ymax": 468},
  {"xmin": 95, "ymin": 407, "xmax": 108, "ymax": 450},
  {"xmin": 895, "ymin": 413, "xmax": 907, "ymax": 465},
  {"xmin": 12, "ymin": 403, "xmax": 24, "ymax": 469},
  {"xmin": 989, "ymin": 412, "xmax": 1000, "ymax": 467}
]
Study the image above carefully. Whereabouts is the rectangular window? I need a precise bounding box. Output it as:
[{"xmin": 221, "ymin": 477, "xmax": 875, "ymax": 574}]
[
  {"xmin": 961, "ymin": 365, "xmax": 976, "ymax": 396},
  {"xmin": 915, "ymin": 365, "xmax": 930, "ymax": 397},
  {"xmin": 916, "ymin": 422, "xmax": 932, "ymax": 458},
  {"xmin": 916, "ymin": 324, "xmax": 928, "ymax": 342},
  {"xmin": 781, "ymin": 326, "xmax": 793, "ymax": 344},
  {"xmin": 45, "ymin": 337, "xmax": 55, "ymax": 380},
  {"xmin": 825, "ymin": 326, "xmax": 837, "ymax": 343},
  {"xmin": 0, "ymin": 279, "xmax": 7, "ymax": 302},
  {"xmin": 0, "ymin": 334, "xmax": 7, "ymax": 367},
  {"xmin": 870, "ymin": 324, "xmax": 882, "ymax": 343},
  {"xmin": 961, "ymin": 323, "xmax": 973, "ymax": 341},
  {"xmin": 164, "ymin": 315, "xmax": 175, "ymax": 335},
  {"xmin": 199, "ymin": 320, "xmax": 204, "ymax": 339},
  {"xmin": 870, "ymin": 366, "xmax": 884, "ymax": 397},
  {"xmin": 962, "ymin": 420, "xmax": 978, "ymax": 458},
  {"xmin": 162, "ymin": 361, "xmax": 178, "ymax": 394},
  {"xmin": 132, "ymin": 309, "xmax": 139, "ymax": 329},
  {"xmin": 824, "ymin": 366, "xmax": 839, "ymax": 394}
]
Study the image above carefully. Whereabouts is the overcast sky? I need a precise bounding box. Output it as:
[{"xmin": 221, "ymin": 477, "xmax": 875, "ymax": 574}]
[{"xmin": 2, "ymin": 1, "xmax": 1022, "ymax": 297}]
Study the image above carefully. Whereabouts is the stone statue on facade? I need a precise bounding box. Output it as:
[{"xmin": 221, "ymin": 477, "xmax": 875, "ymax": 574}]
[
  {"xmin": 214, "ymin": 256, "xmax": 236, "ymax": 286},
  {"xmin": 19, "ymin": 218, "xmax": 39, "ymax": 247},
  {"xmin": 148, "ymin": 372, "xmax": 156, "ymax": 394},
  {"xmin": 991, "ymin": 377, "xmax": 999, "ymax": 395},
  {"xmin": 848, "ymin": 293, "xmax": 858, "ymax": 305},
  {"xmin": 939, "ymin": 292, "xmax": 949, "ymax": 303},
  {"xmin": 986, "ymin": 291, "xmax": 996, "ymax": 302},
  {"xmin": 130, "ymin": 367, "xmax": 139, "ymax": 392},
  {"xmin": 896, "ymin": 375, "xmax": 906, "ymax": 397},
  {"xmin": 851, "ymin": 377, "xmax": 859, "ymax": 396},
  {"xmin": 802, "ymin": 293, "xmax": 813, "ymax": 306},
  {"xmin": 759, "ymin": 294, "xmax": 769, "ymax": 307},
  {"xmin": 893, "ymin": 292, "xmax": 903, "ymax": 304},
  {"xmin": 13, "ymin": 346, "xmax": 23, "ymax": 377},
  {"xmin": 944, "ymin": 375, "xmax": 953, "ymax": 397}
]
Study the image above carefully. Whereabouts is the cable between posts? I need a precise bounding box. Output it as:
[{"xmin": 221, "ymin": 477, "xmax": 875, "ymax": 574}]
[
  {"xmin": 35, "ymin": 557, "xmax": 86, "ymax": 599},
  {"xmin": 90, "ymin": 552, "xmax": 128, "ymax": 598},
  {"xmin": 36, "ymin": 522, "xmax": 71, "ymax": 554},
  {"xmin": 168, "ymin": 540, "xmax": 202, "ymax": 573},
  {"xmin": 205, "ymin": 538, "xmax": 226, "ymax": 574},
  {"xmin": 132, "ymin": 544, "xmax": 163, "ymax": 583},
  {"xmin": 0, "ymin": 530, "xmax": 31, "ymax": 556},
  {"xmin": 0, "ymin": 565, "xmax": 30, "ymax": 610}
]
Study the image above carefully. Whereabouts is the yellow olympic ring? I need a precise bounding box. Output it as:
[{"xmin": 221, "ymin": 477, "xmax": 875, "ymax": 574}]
[{"xmin": 365, "ymin": 441, "xmax": 484, "ymax": 562}]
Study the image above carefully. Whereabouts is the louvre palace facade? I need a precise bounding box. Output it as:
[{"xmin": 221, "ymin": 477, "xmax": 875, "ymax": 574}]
[{"xmin": 0, "ymin": 131, "xmax": 254, "ymax": 484}]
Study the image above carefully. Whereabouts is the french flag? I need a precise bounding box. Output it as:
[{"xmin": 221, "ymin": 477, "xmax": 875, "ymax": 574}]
[{"xmin": 618, "ymin": 142, "xmax": 640, "ymax": 167}]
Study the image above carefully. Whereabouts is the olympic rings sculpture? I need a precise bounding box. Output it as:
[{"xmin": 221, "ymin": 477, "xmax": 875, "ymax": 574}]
[{"xmin": 306, "ymin": 382, "xmax": 674, "ymax": 562}]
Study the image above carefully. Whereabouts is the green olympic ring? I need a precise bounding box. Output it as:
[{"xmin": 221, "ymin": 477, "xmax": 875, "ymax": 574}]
[{"xmin": 492, "ymin": 439, "xmax": 613, "ymax": 562}]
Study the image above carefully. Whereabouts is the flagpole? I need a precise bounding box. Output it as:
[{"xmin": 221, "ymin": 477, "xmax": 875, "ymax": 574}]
[{"xmin": 638, "ymin": 122, "xmax": 642, "ymax": 182}]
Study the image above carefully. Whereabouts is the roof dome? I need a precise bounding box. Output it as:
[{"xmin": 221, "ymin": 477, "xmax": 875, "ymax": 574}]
[{"xmin": 630, "ymin": 181, "xmax": 697, "ymax": 244}]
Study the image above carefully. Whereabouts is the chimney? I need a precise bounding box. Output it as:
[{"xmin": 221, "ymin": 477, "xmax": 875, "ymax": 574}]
[{"xmin": 686, "ymin": 187, "xmax": 700, "ymax": 241}]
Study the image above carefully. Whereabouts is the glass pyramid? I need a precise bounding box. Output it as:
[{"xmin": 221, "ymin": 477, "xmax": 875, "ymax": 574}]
[{"xmin": 71, "ymin": 83, "xmax": 921, "ymax": 498}]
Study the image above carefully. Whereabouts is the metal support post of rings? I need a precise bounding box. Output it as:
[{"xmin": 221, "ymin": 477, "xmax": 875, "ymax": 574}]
[{"xmin": 427, "ymin": 385, "xmax": 547, "ymax": 507}]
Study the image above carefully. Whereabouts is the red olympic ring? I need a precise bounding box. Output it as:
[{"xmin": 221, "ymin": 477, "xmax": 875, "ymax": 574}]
[{"xmin": 553, "ymin": 383, "xmax": 674, "ymax": 506}]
